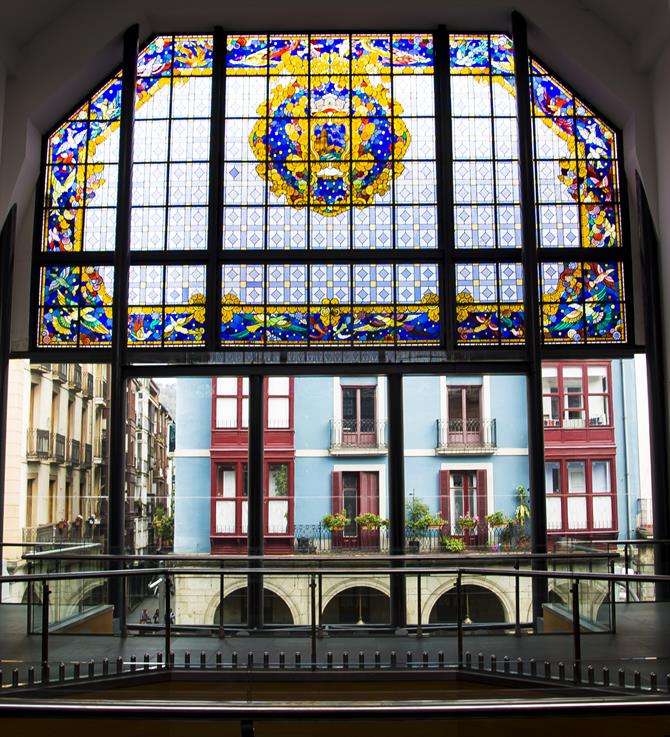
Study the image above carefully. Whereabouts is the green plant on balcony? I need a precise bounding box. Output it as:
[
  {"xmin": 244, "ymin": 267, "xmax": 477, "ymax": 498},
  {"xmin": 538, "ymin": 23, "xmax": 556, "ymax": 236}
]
[
  {"xmin": 354, "ymin": 513, "xmax": 389, "ymax": 530},
  {"xmin": 321, "ymin": 512, "xmax": 350, "ymax": 532},
  {"xmin": 486, "ymin": 511, "xmax": 508, "ymax": 529},
  {"xmin": 440, "ymin": 536, "xmax": 466, "ymax": 553},
  {"xmin": 153, "ymin": 506, "xmax": 174, "ymax": 547},
  {"xmin": 457, "ymin": 514, "xmax": 478, "ymax": 530},
  {"xmin": 515, "ymin": 485, "xmax": 530, "ymax": 527}
]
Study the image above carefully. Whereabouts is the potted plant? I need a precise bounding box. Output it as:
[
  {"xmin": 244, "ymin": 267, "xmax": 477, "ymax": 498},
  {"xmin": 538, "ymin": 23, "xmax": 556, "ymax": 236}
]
[
  {"xmin": 321, "ymin": 512, "xmax": 350, "ymax": 532},
  {"xmin": 426, "ymin": 513, "xmax": 449, "ymax": 530},
  {"xmin": 486, "ymin": 511, "xmax": 507, "ymax": 529},
  {"xmin": 354, "ymin": 513, "xmax": 389, "ymax": 530},
  {"xmin": 440, "ymin": 536, "xmax": 466, "ymax": 553},
  {"xmin": 457, "ymin": 514, "xmax": 478, "ymax": 530},
  {"xmin": 515, "ymin": 485, "xmax": 530, "ymax": 527},
  {"xmin": 405, "ymin": 497, "xmax": 444, "ymax": 552}
]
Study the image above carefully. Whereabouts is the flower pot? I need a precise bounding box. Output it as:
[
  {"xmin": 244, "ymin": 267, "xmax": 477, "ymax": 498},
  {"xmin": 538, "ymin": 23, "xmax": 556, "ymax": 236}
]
[{"xmin": 407, "ymin": 539, "xmax": 420, "ymax": 554}]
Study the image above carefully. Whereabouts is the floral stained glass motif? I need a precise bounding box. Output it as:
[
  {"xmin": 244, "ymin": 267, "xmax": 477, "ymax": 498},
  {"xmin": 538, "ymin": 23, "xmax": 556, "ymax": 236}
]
[
  {"xmin": 530, "ymin": 59, "xmax": 621, "ymax": 250},
  {"xmin": 450, "ymin": 34, "xmax": 522, "ymax": 250},
  {"xmin": 38, "ymin": 266, "xmax": 114, "ymax": 347},
  {"xmin": 221, "ymin": 263, "xmax": 440, "ymax": 347},
  {"xmin": 223, "ymin": 33, "xmax": 436, "ymax": 249},
  {"xmin": 128, "ymin": 264, "xmax": 207, "ymax": 347},
  {"xmin": 540, "ymin": 262, "xmax": 625, "ymax": 343},
  {"xmin": 132, "ymin": 35, "xmax": 213, "ymax": 251},
  {"xmin": 43, "ymin": 76, "xmax": 123, "ymax": 252},
  {"xmin": 455, "ymin": 262, "xmax": 525, "ymax": 345}
]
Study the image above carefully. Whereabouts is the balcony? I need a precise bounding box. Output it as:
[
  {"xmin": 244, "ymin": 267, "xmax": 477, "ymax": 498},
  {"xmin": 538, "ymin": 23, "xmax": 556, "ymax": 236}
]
[
  {"xmin": 93, "ymin": 437, "xmax": 107, "ymax": 462},
  {"xmin": 70, "ymin": 439, "xmax": 81, "ymax": 466},
  {"xmin": 83, "ymin": 443, "xmax": 93, "ymax": 469},
  {"xmin": 94, "ymin": 378, "xmax": 108, "ymax": 403},
  {"xmin": 53, "ymin": 433, "xmax": 66, "ymax": 463},
  {"xmin": 69, "ymin": 365, "xmax": 82, "ymax": 391},
  {"xmin": 84, "ymin": 372, "xmax": 94, "ymax": 398},
  {"xmin": 31, "ymin": 362, "xmax": 51, "ymax": 374},
  {"xmin": 26, "ymin": 428, "xmax": 51, "ymax": 460},
  {"xmin": 329, "ymin": 419, "xmax": 387, "ymax": 456},
  {"xmin": 52, "ymin": 363, "xmax": 68, "ymax": 383},
  {"xmin": 436, "ymin": 418, "xmax": 497, "ymax": 455}
]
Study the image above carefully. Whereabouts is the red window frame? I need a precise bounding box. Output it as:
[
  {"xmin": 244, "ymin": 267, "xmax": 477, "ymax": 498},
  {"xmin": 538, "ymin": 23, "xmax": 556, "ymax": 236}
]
[
  {"xmin": 542, "ymin": 362, "xmax": 613, "ymax": 429},
  {"xmin": 212, "ymin": 460, "xmax": 294, "ymax": 537},
  {"xmin": 544, "ymin": 457, "xmax": 617, "ymax": 534},
  {"xmin": 213, "ymin": 377, "xmax": 248, "ymax": 429}
]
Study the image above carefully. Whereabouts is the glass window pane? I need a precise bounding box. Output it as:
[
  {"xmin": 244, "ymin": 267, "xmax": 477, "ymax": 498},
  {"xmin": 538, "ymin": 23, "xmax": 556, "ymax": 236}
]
[
  {"xmin": 546, "ymin": 496, "xmax": 562, "ymax": 530},
  {"xmin": 268, "ymin": 397, "xmax": 289, "ymax": 428},
  {"xmin": 588, "ymin": 366, "xmax": 608, "ymax": 392},
  {"xmin": 567, "ymin": 461, "xmax": 586, "ymax": 493},
  {"xmin": 268, "ymin": 376, "xmax": 289, "ymax": 395},
  {"xmin": 216, "ymin": 377, "xmax": 237, "ymax": 394},
  {"xmin": 593, "ymin": 496, "xmax": 613, "ymax": 528},
  {"xmin": 592, "ymin": 460, "xmax": 611, "ymax": 493},
  {"xmin": 268, "ymin": 499, "xmax": 289, "ymax": 533},
  {"xmin": 588, "ymin": 394, "xmax": 609, "ymax": 425},
  {"xmin": 268, "ymin": 464, "xmax": 289, "ymax": 496},
  {"xmin": 216, "ymin": 397, "xmax": 237, "ymax": 428},
  {"xmin": 221, "ymin": 467, "xmax": 236, "ymax": 497},
  {"xmin": 216, "ymin": 500, "xmax": 236, "ymax": 533},
  {"xmin": 241, "ymin": 397, "xmax": 249, "ymax": 428},
  {"xmin": 567, "ymin": 497, "xmax": 587, "ymax": 529},
  {"xmin": 545, "ymin": 461, "xmax": 560, "ymax": 493}
]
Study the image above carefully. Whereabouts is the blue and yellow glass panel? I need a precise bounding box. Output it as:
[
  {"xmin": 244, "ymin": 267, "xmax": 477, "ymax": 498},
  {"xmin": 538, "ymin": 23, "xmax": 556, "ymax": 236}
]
[
  {"xmin": 221, "ymin": 264, "xmax": 266, "ymax": 344},
  {"xmin": 132, "ymin": 35, "xmax": 213, "ymax": 251},
  {"xmin": 455, "ymin": 262, "xmax": 525, "ymax": 346},
  {"xmin": 43, "ymin": 74, "xmax": 122, "ymax": 253},
  {"xmin": 220, "ymin": 263, "xmax": 439, "ymax": 347},
  {"xmin": 223, "ymin": 33, "xmax": 436, "ymax": 250},
  {"xmin": 530, "ymin": 59, "xmax": 620, "ymax": 250},
  {"xmin": 38, "ymin": 266, "xmax": 114, "ymax": 347},
  {"xmin": 352, "ymin": 264, "xmax": 395, "ymax": 343},
  {"xmin": 540, "ymin": 262, "xmax": 625, "ymax": 344},
  {"xmin": 395, "ymin": 264, "xmax": 440, "ymax": 342},
  {"xmin": 450, "ymin": 34, "xmax": 521, "ymax": 250},
  {"xmin": 309, "ymin": 264, "xmax": 352, "ymax": 344},
  {"xmin": 266, "ymin": 265, "xmax": 308, "ymax": 344},
  {"xmin": 128, "ymin": 264, "xmax": 206, "ymax": 347}
]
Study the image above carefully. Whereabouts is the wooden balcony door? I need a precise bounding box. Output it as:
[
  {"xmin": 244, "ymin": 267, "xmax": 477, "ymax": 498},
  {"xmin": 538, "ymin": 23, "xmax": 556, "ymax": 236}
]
[
  {"xmin": 332, "ymin": 470, "xmax": 380, "ymax": 549},
  {"xmin": 447, "ymin": 386, "xmax": 481, "ymax": 446},
  {"xmin": 342, "ymin": 386, "xmax": 376, "ymax": 446}
]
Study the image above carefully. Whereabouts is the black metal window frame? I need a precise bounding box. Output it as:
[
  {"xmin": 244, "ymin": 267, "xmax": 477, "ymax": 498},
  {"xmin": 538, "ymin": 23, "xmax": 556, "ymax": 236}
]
[{"xmin": 26, "ymin": 19, "xmax": 637, "ymax": 369}]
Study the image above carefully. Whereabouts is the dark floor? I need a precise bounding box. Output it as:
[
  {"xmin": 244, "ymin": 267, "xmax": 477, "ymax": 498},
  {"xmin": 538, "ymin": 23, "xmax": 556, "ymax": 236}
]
[{"xmin": 2, "ymin": 601, "xmax": 670, "ymax": 687}]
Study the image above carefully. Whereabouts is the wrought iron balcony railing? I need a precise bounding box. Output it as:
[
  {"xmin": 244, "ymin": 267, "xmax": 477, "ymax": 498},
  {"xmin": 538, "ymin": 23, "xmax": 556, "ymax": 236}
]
[
  {"xmin": 70, "ymin": 438, "xmax": 81, "ymax": 466},
  {"xmin": 329, "ymin": 419, "xmax": 387, "ymax": 453},
  {"xmin": 53, "ymin": 433, "xmax": 66, "ymax": 463},
  {"xmin": 83, "ymin": 443, "xmax": 93, "ymax": 468},
  {"xmin": 436, "ymin": 418, "xmax": 497, "ymax": 454},
  {"xmin": 26, "ymin": 428, "xmax": 51, "ymax": 459}
]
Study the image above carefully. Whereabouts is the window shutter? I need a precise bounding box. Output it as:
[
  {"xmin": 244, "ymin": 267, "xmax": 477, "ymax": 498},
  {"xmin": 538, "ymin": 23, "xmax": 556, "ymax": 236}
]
[
  {"xmin": 476, "ymin": 470, "xmax": 488, "ymax": 536},
  {"xmin": 331, "ymin": 471, "xmax": 343, "ymax": 514},
  {"xmin": 359, "ymin": 471, "xmax": 379, "ymax": 515},
  {"xmin": 439, "ymin": 470, "xmax": 450, "ymax": 522}
]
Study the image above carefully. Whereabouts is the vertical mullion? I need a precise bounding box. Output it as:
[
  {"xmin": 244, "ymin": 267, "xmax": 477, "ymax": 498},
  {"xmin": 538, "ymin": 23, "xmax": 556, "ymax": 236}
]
[
  {"xmin": 29, "ymin": 143, "xmax": 48, "ymax": 351},
  {"xmin": 434, "ymin": 25, "xmax": 456, "ymax": 351},
  {"xmin": 163, "ymin": 39, "xmax": 176, "ymax": 255},
  {"xmin": 109, "ymin": 24, "xmax": 139, "ymax": 614},
  {"xmin": 206, "ymin": 28, "xmax": 226, "ymax": 350},
  {"xmin": 512, "ymin": 11, "xmax": 548, "ymax": 622}
]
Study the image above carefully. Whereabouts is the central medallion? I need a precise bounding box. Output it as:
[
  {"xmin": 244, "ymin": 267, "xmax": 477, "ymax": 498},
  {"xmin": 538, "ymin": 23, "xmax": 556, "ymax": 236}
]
[{"xmin": 249, "ymin": 49, "xmax": 410, "ymax": 216}]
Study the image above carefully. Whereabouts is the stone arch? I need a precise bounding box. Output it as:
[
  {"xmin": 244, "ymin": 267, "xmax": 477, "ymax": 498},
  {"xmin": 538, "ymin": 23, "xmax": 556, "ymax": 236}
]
[
  {"xmin": 426, "ymin": 579, "xmax": 511, "ymax": 624},
  {"xmin": 205, "ymin": 578, "xmax": 300, "ymax": 626},
  {"xmin": 321, "ymin": 584, "xmax": 391, "ymax": 625}
]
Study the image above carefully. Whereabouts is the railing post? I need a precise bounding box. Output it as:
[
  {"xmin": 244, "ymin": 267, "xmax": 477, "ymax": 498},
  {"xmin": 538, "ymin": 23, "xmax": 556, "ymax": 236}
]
[
  {"xmin": 218, "ymin": 565, "xmax": 225, "ymax": 638},
  {"xmin": 164, "ymin": 571, "xmax": 171, "ymax": 669},
  {"xmin": 514, "ymin": 559, "xmax": 521, "ymax": 635},
  {"xmin": 310, "ymin": 573, "xmax": 317, "ymax": 671},
  {"xmin": 41, "ymin": 579, "xmax": 49, "ymax": 669},
  {"xmin": 456, "ymin": 571, "xmax": 463, "ymax": 668},
  {"xmin": 624, "ymin": 543, "xmax": 631, "ymax": 603},
  {"xmin": 609, "ymin": 559, "xmax": 617, "ymax": 633},
  {"xmin": 416, "ymin": 573, "xmax": 422, "ymax": 638},
  {"xmin": 571, "ymin": 578, "xmax": 581, "ymax": 667}
]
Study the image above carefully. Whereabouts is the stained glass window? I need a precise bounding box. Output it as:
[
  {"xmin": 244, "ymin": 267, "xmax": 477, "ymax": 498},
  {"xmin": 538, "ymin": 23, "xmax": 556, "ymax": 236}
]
[
  {"xmin": 450, "ymin": 34, "xmax": 521, "ymax": 250},
  {"xmin": 223, "ymin": 34, "xmax": 437, "ymax": 250},
  {"xmin": 132, "ymin": 35, "xmax": 213, "ymax": 251},
  {"xmin": 540, "ymin": 262, "xmax": 625, "ymax": 344},
  {"xmin": 220, "ymin": 263, "xmax": 440, "ymax": 347},
  {"xmin": 529, "ymin": 57, "xmax": 626, "ymax": 344},
  {"xmin": 33, "ymin": 29, "xmax": 631, "ymax": 355},
  {"xmin": 43, "ymin": 76, "xmax": 123, "ymax": 253},
  {"xmin": 128, "ymin": 264, "xmax": 207, "ymax": 347},
  {"xmin": 455, "ymin": 262, "xmax": 524, "ymax": 345},
  {"xmin": 38, "ymin": 266, "xmax": 114, "ymax": 347}
]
